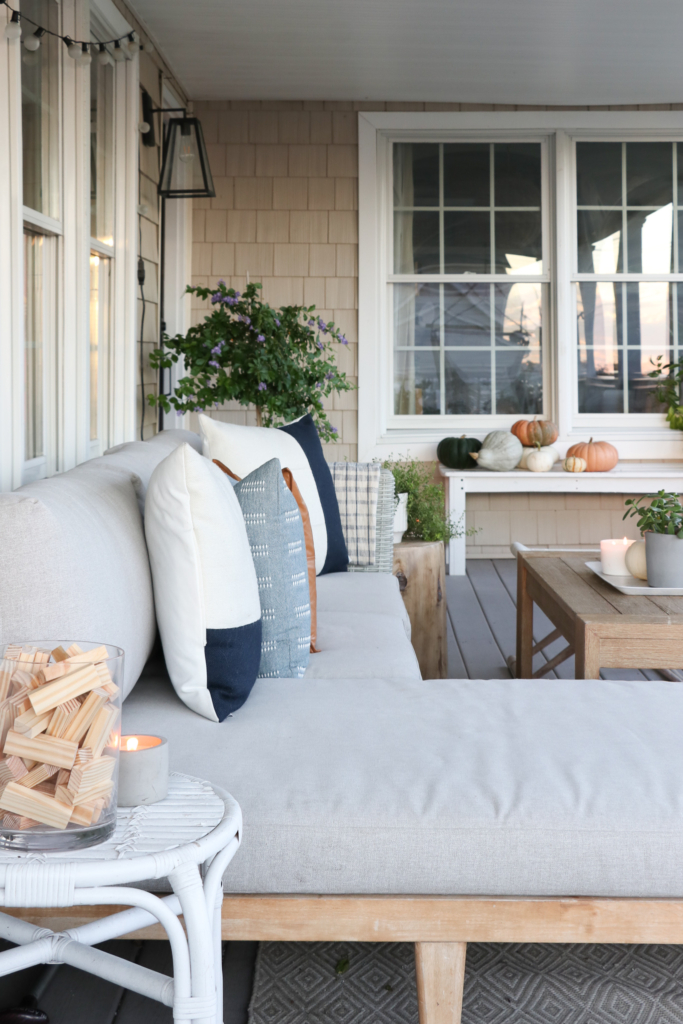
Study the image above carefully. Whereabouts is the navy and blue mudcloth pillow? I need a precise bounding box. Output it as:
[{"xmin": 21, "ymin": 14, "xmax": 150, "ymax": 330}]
[
  {"xmin": 232, "ymin": 458, "xmax": 311, "ymax": 678},
  {"xmin": 205, "ymin": 621, "xmax": 262, "ymax": 720},
  {"xmin": 279, "ymin": 414, "xmax": 348, "ymax": 575}
]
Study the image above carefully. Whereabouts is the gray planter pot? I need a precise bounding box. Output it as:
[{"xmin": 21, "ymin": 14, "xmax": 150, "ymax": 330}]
[{"xmin": 645, "ymin": 532, "xmax": 683, "ymax": 588}]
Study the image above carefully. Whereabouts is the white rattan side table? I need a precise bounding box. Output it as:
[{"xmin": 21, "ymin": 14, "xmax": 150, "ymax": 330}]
[{"xmin": 0, "ymin": 772, "xmax": 241, "ymax": 1024}]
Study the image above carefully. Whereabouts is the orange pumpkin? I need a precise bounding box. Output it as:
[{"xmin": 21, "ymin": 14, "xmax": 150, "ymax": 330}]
[
  {"xmin": 511, "ymin": 417, "xmax": 559, "ymax": 447},
  {"xmin": 565, "ymin": 437, "xmax": 618, "ymax": 472}
]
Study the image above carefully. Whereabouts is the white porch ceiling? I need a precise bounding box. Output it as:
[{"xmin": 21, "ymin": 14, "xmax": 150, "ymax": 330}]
[{"xmin": 128, "ymin": 0, "xmax": 682, "ymax": 106}]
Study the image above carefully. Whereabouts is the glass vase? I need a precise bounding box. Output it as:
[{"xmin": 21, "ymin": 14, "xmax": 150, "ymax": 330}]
[{"xmin": 0, "ymin": 641, "xmax": 122, "ymax": 852}]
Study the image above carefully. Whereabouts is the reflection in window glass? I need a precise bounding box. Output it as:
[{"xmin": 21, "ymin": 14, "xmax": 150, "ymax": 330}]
[
  {"xmin": 24, "ymin": 232, "xmax": 44, "ymax": 460},
  {"xmin": 577, "ymin": 282, "xmax": 670, "ymax": 414},
  {"xmin": 394, "ymin": 280, "xmax": 543, "ymax": 415},
  {"xmin": 90, "ymin": 41, "xmax": 115, "ymax": 244},
  {"xmin": 576, "ymin": 142, "xmax": 678, "ymax": 413},
  {"xmin": 89, "ymin": 255, "xmax": 111, "ymax": 441},
  {"xmin": 393, "ymin": 141, "xmax": 543, "ymax": 276},
  {"xmin": 21, "ymin": 0, "xmax": 60, "ymax": 218},
  {"xmin": 392, "ymin": 141, "xmax": 545, "ymax": 416}
]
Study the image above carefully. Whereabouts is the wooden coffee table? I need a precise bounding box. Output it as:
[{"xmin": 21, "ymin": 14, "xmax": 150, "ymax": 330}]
[{"xmin": 515, "ymin": 548, "xmax": 683, "ymax": 679}]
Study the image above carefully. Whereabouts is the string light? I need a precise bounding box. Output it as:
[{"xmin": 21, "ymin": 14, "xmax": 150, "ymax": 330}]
[
  {"xmin": 1, "ymin": 0, "xmax": 150, "ymax": 61},
  {"xmin": 23, "ymin": 25, "xmax": 45, "ymax": 50},
  {"xmin": 4, "ymin": 10, "xmax": 21, "ymax": 40}
]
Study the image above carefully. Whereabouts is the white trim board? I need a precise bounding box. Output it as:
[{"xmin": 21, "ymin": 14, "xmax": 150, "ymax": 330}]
[{"xmin": 358, "ymin": 110, "xmax": 683, "ymax": 464}]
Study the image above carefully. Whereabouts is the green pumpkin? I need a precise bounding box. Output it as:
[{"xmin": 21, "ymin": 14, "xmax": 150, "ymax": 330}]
[{"xmin": 437, "ymin": 435, "xmax": 482, "ymax": 470}]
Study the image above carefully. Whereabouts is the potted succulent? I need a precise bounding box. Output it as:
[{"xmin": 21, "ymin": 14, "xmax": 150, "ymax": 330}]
[
  {"xmin": 148, "ymin": 281, "xmax": 354, "ymax": 441},
  {"xmin": 623, "ymin": 490, "xmax": 683, "ymax": 587}
]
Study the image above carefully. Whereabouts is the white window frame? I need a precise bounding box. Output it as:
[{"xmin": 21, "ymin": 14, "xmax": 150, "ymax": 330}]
[{"xmin": 358, "ymin": 111, "xmax": 683, "ymax": 462}]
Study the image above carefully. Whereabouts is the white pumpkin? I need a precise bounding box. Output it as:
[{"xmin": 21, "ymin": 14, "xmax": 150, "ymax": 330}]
[
  {"xmin": 519, "ymin": 445, "xmax": 560, "ymax": 469},
  {"xmin": 470, "ymin": 431, "xmax": 523, "ymax": 472},
  {"xmin": 625, "ymin": 538, "xmax": 647, "ymax": 580},
  {"xmin": 526, "ymin": 445, "xmax": 554, "ymax": 473},
  {"xmin": 563, "ymin": 456, "xmax": 587, "ymax": 473}
]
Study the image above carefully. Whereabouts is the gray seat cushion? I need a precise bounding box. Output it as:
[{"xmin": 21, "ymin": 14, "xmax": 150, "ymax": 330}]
[
  {"xmin": 315, "ymin": 572, "xmax": 411, "ymax": 640},
  {"xmin": 123, "ymin": 671, "xmax": 683, "ymax": 897},
  {"xmin": 307, "ymin": 611, "xmax": 420, "ymax": 680}
]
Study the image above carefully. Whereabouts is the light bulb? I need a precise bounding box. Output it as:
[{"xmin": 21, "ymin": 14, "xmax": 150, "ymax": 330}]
[
  {"xmin": 4, "ymin": 12, "xmax": 21, "ymax": 41},
  {"xmin": 178, "ymin": 144, "xmax": 195, "ymax": 164},
  {"xmin": 143, "ymin": 40, "xmax": 154, "ymax": 53},
  {"xmin": 79, "ymin": 42, "xmax": 91, "ymax": 65},
  {"xmin": 97, "ymin": 43, "xmax": 111, "ymax": 65},
  {"xmin": 23, "ymin": 27, "xmax": 44, "ymax": 51},
  {"xmin": 67, "ymin": 40, "xmax": 81, "ymax": 59},
  {"xmin": 112, "ymin": 39, "xmax": 126, "ymax": 61},
  {"xmin": 138, "ymin": 122, "xmax": 150, "ymax": 134},
  {"xmin": 125, "ymin": 31, "xmax": 138, "ymax": 53}
]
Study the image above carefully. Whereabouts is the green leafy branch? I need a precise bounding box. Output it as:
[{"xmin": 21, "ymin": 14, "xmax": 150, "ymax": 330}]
[
  {"xmin": 623, "ymin": 490, "xmax": 683, "ymax": 538},
  {"xmin": 148, "ymin": 281, "xmax": 355, "ymax": 443}
]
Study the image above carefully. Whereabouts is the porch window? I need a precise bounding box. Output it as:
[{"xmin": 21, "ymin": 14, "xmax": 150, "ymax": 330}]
[
  {"xmin": 575, "ymin": 142, "xmax": 680, "ymax": 414},
  {"xmin": 20, "ymin": 0, "xmax": 60, "ymax": 219},
  {"xmin": 392, "ymin": 142, "xmax": 546, "ymax": 416},
  {"xmin": 23, "ymin": 232, "xmax": 44, "ymax": 462}
]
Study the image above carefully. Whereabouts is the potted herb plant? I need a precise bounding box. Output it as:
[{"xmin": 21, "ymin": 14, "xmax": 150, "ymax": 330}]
[
  {"xmin": 384, "ymin": 457, "xmax": 477, "ymax": 545},
  {"xmin": 148, "ymin": 281, "xmax": 354, "ymax": 441},
  {"xmin": 623, "ymin": 490, "xmax": 683, "ymax": 587}
]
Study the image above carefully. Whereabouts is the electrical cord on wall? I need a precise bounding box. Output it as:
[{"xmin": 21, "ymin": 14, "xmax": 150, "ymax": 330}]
[{"xmin": 138, "ymin": 215, "xmax": 146, "ymax": 441}]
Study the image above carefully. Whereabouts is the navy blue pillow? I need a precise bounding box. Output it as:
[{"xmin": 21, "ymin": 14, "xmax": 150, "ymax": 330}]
[
  {"xmin": 205, "ymin": 621, "xmax": 262, "ymax": 721},
  {"xmin": 279, "ymin": 414, "xmax": 348, "ymax": 575}
]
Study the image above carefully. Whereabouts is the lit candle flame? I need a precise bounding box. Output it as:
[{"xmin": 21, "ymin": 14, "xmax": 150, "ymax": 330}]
[{"xmin": 125, "ymin": 736, "xmax": 139, "ymax": 751}]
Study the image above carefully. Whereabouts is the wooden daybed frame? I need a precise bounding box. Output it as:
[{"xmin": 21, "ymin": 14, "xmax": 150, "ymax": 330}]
[{"xmin": 10, "ymin": 895, "xmax": 683, "ymax": 1023}]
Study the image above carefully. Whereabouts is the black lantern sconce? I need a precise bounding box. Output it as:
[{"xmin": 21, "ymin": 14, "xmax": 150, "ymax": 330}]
[{"xmin": 158, "ymin": 114, "xmax": 215, "ymax": 199}]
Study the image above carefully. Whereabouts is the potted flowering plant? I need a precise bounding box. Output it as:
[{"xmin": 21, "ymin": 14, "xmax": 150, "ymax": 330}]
[{"xmin": 148, "ymin": 281, "xmax": 354, "ymax": 442}]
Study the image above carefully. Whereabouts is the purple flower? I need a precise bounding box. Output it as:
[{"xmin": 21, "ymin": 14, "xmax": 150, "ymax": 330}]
[
  {"xmin": 316, "ymin": 340, "xmax": 324, "ymax": 350},
  {"xmin": 234, "ymin": 291, "xmax": 241, "ymax": 298},
  {"xmin": 308, "ymin": 318, "xmax": 316, "ymax": 326},
  {"xmin": 258, "ymin": 382, "xmax": 267, "ymax": 391},
  {"xmin": 211, "ymin": 293, "xmax": 222, "ymax": 304},
  {"xmin": 176, "ymin": 410, "xmax": 183, "ymax": 417},
  {"xmin": 318, "ymin": 318, "xmax": 328, "ymax": 333},
  {"xmin": 330, "ymin": 426, "xmax": 338, "ymax": 434},
  {"xmin": 257, "ymin": 334, "xmax": 265, "ymax": 342},
  {"xmin": 275, "ymin": 318, "xmax": 280, "ymax": 327},
  {"xmin": 218, "ymin": 279, "xmax": 226, "ymax": 286},
  {"xmin": 209, "ymin": 360, "xmax": 220, "ymax": 370},
  {"xmin": 325, "ymin": 371, "xmax": 334, "ymax": 380},
  {"xmin": 340, "ymin": 335, "xmax": 348, "ymax": 346},
  {"xmin": 225, "ymin": 296, "xmax": 239, "ymax": 306},
  {"xmin": 211, "ymin": 342, "xmax": 225, "ymax": 355}
]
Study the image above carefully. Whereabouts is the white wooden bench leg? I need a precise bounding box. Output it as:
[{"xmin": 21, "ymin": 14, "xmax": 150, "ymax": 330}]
[
  {"xmin": 447, "ymin": 478, "xmax": 467, "ymax": 576},
  {"xmin": 415, "ymin": 942, "xmax": 467, "ymax": 1024}
]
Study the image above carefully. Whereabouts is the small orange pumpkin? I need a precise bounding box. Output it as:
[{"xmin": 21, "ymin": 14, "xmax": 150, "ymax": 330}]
[
  {"xmin": 565, "ymin": 437, "xmax": 618, "ymax": 472},
  {"xmin": 511, "ymin": 417, "xmax": 559, "ymax": 447}
]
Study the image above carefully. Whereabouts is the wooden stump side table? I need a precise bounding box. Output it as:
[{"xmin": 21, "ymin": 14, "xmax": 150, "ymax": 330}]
[
  {"xmin": 515, "ymin": 548, "xmax": 683, "ymax": 679},
  {"xmin": 393, "ymin": 540, "xmax": 448, "ymax": 679}
]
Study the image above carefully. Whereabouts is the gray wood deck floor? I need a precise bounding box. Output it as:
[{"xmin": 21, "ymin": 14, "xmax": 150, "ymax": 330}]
[{"xmin": 0, "ymin": 559, "xmax": 665, "ymax": 1023}]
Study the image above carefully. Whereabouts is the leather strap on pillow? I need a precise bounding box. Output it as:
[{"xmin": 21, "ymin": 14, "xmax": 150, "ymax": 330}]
[{"xmin": 213, "ymin": 459, "xmax": 319, "ymax": 653}]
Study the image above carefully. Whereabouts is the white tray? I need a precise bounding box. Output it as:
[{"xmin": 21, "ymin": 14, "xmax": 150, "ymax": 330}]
[{"xmin": 585, "ymin": 561, "xmax": 683, "ymax": 596}]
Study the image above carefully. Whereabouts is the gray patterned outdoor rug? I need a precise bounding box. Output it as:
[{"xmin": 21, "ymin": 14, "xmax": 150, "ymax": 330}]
[{"xmin": 248, "ymin": 941, "xmax": 683, "ymax": 1023}]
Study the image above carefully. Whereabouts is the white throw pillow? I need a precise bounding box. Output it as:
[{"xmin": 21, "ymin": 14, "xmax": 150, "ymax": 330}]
[
  {"xmin": 198, "ymin": 414, "xmax": 328, "ymax": 574},
  {"xmin": 145, "ymin": 443, "xmax": 262, "ymax": 721}
]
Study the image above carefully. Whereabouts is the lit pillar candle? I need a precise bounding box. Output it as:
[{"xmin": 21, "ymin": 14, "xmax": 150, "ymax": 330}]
[
  {"xmin": 600, "ymin": 537, "xmax": 635, "ymax": 576},
  {"xmin": 118, "ymin": 735, "xmax": 168, "ymax": 807}
]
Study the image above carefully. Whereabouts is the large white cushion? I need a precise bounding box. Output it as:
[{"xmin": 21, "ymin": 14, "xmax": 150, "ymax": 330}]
[
  {"xmin": 145, "ymin": 444, "xmax": 262, "ymax": 721},
  {"xmin": 198, "ymin": 415, "xmax": 328, "ymax": 574},
  {"xmin": 0, "ymin": 462, "xmax": 154, "ymax": 699},
  {"xmin": 102, "ymin": 429, "xmax": 202, "ymax": 511}
]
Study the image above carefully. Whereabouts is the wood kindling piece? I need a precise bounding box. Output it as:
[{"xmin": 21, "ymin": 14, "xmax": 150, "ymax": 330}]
[
  {"xmin": 0, "ymin": 662, "xmax": 15, "ymax": 702},
  {"xmin": 9, "ymin": 687, "xmax": 31, "ymax": 716},
  {"xmin": 70, "ymin": 798, "xmax": 104, "ymax": 826},
  {"xmin": 94, "ymin": 662, "xmax": 115, "ymax": 690},
  {"xmin": 0, "ymin": 705, "xmax": 12, "ymax": 749},
  {"xmin": 18, "ymin": 763, "xmax": 58, "ymax": 789},
  {"xmin": 39, "ymin": 662, "xmax": 70, "ymax": 684},
  {"xmin": 10, "ymin": 672, "xmax": 33, "ymax": 693},
  {"xmin": 29, "ymin": 664, "xmax": 100, "ymax": 715},
  {"xmin": 0, "ymin": 781, "xmax": 72, "ymax": 829},
  {"xmin": 4, "ymin": 730, "xmax": 78, "ymax": 771},
  {"xmin": 17, "ymin": 647, "xmax": 37, "ymax": 663},
  {"xmin": 13, "ymin": 708, "xmax": 52, "ymax": 738},
  {"xmin": 5, "ymin": 756, "xmax": 28, "ymax": 781},
  {"xmin": 64, "ymin": 645, "xmax": 108, "ymax": 665},
  {"xmin": 50, "ymin": 646, "xmax": 69, "ymax": 662},
  {"xmin": 55, "ymin": 768, "xmax": 70, "ymax": 787},
  {"xmin": 67, "ymin": 755, "xmax": 115, "ymax": 802},
  {"xmin": 61, "ymin": 690, "xmax": 107, "ymax": 744},
  {"xmin": 0, "ymin": 761, "xmax": 15, "ymax": 791},
  {"xmin": 84, "ymin": 705, "xmax": 119, "ymax": 758},
  {"xmin": 65, "ymin": 644, "xmax": 83, "ymax": 657},
  {"xmin": 2, "ymin": 646, "xmax": 22, "ymax": 662}
]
